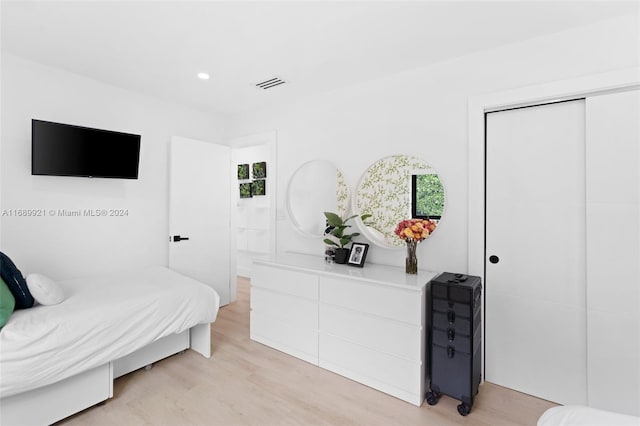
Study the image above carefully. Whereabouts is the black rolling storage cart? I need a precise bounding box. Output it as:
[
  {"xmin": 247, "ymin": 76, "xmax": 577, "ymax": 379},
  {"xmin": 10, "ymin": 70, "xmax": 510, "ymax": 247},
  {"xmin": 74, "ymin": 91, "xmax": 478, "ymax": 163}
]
[{"xmin": 426, "ymin": 272, "xmax": 482, "ymax": 416}]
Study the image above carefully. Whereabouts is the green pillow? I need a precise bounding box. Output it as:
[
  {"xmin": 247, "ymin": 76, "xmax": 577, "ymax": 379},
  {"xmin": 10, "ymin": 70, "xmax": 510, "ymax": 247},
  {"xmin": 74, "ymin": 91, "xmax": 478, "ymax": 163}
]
[{"xmin": 0, "ymin": 276, "xmax": 16, "ymax": 328}]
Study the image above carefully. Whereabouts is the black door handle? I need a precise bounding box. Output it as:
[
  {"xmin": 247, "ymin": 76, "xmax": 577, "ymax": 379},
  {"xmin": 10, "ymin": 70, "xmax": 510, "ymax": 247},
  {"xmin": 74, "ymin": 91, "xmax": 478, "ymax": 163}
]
[
  {"xmin": 489, "ymin": 255, "xmax": 500, "ymax": 264},
  {"xmin": 172, "ymin": 235, "xmax": 190, "ymax": 242}
]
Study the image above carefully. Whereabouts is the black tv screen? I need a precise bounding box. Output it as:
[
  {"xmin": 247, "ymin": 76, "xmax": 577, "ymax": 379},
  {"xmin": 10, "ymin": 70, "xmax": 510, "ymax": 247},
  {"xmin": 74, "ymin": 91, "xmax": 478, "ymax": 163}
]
[{"xmin": 32, "ymin": 119, "xmax": 141, "ymax": 179}]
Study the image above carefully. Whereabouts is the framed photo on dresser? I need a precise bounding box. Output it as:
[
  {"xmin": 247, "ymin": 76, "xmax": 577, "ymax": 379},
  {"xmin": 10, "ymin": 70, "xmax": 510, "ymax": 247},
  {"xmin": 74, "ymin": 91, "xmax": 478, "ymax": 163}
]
[{"xmin": 347, "ymin": 243, "xmax": 369, "ymax": 267}]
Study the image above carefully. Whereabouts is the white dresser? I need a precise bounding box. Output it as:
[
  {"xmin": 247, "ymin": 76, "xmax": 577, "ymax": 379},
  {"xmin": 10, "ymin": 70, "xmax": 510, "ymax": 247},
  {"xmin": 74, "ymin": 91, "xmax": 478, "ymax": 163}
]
[{"xmin": 250, "ymin": 253, "xmax": 438, "ymax": 406}]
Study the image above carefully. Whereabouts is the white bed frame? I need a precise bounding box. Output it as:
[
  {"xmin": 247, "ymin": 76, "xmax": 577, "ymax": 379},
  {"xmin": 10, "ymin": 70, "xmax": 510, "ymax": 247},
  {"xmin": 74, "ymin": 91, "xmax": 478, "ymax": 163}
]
[{"xmin": 0, "ymin": 323, "xmax": 211, "ymax": 426}]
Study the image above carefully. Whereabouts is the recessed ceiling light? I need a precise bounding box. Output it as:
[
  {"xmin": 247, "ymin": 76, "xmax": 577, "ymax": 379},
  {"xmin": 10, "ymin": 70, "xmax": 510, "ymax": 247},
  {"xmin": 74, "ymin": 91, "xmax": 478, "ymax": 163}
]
[{"xmin": 197, "ymin": 72, "xmax": 210, "ymax": 80}]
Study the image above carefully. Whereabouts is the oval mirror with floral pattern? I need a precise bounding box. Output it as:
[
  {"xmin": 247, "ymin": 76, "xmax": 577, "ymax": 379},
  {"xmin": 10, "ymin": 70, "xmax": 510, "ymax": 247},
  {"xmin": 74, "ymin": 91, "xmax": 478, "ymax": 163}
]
[{"xmin": 353, "ymin": 155, "xmax": 445, "ymax": 249}]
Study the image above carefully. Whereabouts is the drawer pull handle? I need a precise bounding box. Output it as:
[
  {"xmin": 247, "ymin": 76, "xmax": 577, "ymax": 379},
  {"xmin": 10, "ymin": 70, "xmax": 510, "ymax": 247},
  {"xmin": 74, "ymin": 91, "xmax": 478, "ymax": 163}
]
[
  {"xmin": 447, "ymin": 328, "xmax": 455, "ymax": 341},
  {"xmin": 447, "ymin": 310, "xmax": 456, "ymax": 324},
  {"xmin": 447, "ymin": 346, "xmax": 455, "ymax": 358}
]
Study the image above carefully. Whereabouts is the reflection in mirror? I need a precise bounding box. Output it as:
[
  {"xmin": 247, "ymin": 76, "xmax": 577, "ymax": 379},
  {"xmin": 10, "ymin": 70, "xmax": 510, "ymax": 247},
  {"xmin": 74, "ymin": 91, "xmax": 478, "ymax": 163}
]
[
  {"xmin": 411, "ymin": 174, "xmax": 444, "ymax": 219},
  {"xmin": 286, "ymin": 160, "xmax": 349, "ymax": 237},
  {"xmin": 354, "ymin": 155, "xmax": 445, "ymax": 249}
]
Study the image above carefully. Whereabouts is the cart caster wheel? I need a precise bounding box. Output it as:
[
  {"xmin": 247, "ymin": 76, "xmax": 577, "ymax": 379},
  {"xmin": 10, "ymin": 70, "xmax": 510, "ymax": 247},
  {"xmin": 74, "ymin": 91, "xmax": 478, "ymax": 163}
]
[
  {"xmin": 457, "ymin": 403, "xmax": 471, "ymax": 416},
  {"xmin": 426, "ymin": 391, "xmax": 439, "ymax": 406}
]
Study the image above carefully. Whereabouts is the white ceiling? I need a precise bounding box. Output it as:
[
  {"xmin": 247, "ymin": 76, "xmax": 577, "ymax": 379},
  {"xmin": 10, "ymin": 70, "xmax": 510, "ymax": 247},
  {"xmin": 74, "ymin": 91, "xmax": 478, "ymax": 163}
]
[{"xmin": 2, "ymin": 1, "xmax": 638, "ymax": 116}]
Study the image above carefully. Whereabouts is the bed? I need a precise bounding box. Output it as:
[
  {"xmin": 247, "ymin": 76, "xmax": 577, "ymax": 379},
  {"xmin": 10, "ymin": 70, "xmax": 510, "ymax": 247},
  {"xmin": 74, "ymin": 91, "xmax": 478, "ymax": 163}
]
[
  {"xmin": 538, "ymin": 406, "xmax": 640, "ymax": 426},
  {"xmin": 0, "ymin": 266, "xmax": 220, "ymax": 425}
]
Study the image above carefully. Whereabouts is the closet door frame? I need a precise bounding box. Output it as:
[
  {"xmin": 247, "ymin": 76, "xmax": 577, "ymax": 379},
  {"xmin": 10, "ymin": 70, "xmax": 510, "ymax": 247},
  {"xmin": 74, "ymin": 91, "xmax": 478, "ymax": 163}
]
[{"xmin": 467, "ymin": 67, "xmax": 640, "ymax": 376}]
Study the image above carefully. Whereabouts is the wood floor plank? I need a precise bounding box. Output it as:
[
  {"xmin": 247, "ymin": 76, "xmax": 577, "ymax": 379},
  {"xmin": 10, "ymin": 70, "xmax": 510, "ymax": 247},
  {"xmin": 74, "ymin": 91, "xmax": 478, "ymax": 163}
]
[{"xmin": 59, "ymin": 277, "xmax": 556, "ymax": 425}]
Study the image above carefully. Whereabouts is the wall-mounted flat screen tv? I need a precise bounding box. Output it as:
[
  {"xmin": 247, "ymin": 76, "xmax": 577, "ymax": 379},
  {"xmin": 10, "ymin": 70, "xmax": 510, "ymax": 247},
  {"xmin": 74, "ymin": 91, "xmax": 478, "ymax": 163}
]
[{"xmin": 32, "ymin": 119, "xmax": 141, "ymax": 179}]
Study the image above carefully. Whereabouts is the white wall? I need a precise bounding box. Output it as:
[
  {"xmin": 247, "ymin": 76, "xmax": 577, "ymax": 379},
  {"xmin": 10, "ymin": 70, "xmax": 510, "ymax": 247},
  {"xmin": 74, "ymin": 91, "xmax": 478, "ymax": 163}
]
[
  {"xmin": 1, "ymin": 53, "xmax": 226, "ymax": 279},
  {"xmin": 2, "ymin": 11, "xmax": 637, "ymax": 280},
  {"xmin": 225, "ymin": 12, "xmax": 640, "ymax": 274}
]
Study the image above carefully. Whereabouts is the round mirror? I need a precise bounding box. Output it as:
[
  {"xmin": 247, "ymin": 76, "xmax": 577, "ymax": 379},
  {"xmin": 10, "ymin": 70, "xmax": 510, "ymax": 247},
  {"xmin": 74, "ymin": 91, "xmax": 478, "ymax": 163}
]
[
  {"xmin": 286, "ymin": 160, "xmax": 350, "ymax": 237},
  {"xmin": 353, "ymin": 155, "xmax": 445, "ymax": 249}
]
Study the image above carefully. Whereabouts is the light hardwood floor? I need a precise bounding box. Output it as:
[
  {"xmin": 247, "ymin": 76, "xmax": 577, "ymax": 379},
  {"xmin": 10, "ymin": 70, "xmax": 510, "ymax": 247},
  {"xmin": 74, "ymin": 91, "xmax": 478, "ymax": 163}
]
[{"xmin": 60, "ymin": 277, "xmax": 556, "ymax": 425}]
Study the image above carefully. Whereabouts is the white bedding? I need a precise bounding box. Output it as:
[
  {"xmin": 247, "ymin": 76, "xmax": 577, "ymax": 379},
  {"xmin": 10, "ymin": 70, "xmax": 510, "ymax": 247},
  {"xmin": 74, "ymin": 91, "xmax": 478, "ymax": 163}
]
[
  {"xmin": 0, "ymin": 266, "xmax": 219, "ymax": 398},
  {"xmin": 538, "ymin": 406, "xmax": 640, "ymax": 426}
]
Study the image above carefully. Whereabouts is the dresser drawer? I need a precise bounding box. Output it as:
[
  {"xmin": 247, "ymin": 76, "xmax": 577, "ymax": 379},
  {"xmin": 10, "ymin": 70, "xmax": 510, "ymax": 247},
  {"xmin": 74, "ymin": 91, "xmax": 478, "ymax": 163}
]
[
  {"xmin": 250, "ymin": 311, "xmax": 318, "ymax": 365},
  {"xmin": 320, "ymin": 304, "xmax": 421, "ymax": 361},
  {"xmin": 251, "ymin": 287, "xmax": 318, "ymax": 329},
  {"xmin": 319, "ymin": 333, "xmax": 422, "ymax": 402},
  {"xmin": 252, "ymin": 264, "xmax": 318, "ymax": 300},
  {"xmin": 320, "ymin": 277, "xmax": 423, "ymax": 325}
]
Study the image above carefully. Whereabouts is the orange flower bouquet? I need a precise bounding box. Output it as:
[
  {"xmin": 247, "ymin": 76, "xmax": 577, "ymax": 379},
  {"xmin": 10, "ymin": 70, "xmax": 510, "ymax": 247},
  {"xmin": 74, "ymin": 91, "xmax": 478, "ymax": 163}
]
[{"xmin": 394, "ymin": 219, "xmax": 437, "ymax": 274}]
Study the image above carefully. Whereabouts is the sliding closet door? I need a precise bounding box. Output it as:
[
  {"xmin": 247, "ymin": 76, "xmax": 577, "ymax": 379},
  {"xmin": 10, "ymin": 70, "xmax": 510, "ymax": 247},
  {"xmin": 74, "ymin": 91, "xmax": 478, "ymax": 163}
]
[
  {"xmin": 485, "ymin": 100, "xmax": 587, "ymax": 405},
  {"xmin": 586, "ymin": 90, "xmax": 640, "ymax": 416}
]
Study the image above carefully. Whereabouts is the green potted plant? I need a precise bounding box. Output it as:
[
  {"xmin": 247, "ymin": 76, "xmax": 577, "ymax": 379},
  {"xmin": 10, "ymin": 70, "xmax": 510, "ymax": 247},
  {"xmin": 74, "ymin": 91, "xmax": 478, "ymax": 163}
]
[{"xmin": 323, "ymin": 211, "xmax": 371, "ymax": 264}]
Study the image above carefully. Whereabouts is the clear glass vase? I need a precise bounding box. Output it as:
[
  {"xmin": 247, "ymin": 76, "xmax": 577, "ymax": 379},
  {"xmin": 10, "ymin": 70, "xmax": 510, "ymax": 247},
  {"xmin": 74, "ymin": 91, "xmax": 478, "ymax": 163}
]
[{"xmin": 405, "ymin": 239, "xmax": 418, "ymax": 274}]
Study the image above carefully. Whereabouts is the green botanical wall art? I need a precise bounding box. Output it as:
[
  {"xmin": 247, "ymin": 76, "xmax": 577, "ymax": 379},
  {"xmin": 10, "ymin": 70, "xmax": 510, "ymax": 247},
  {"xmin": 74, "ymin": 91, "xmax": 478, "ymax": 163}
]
[
  {"xmin": 239, "ymin": 182, "xmax": 252, "ymax": 198},
  {"xmin": 252, "ymin": 162, "xmax": 267, "ymax": 179},
  {"xmin": 252, "ymin": 179, "xmax": 266, "ymax": 196},
  {"xmin": 237, "ymin": 164, "xmax": 250, "ymax": 180}
]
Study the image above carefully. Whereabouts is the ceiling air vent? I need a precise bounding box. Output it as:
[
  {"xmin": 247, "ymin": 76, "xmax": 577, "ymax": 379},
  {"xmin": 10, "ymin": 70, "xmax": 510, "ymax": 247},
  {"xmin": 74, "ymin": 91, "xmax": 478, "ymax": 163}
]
[{"xmin": 255, "ymin": 77, "xmax": 286, "ymax": 90}]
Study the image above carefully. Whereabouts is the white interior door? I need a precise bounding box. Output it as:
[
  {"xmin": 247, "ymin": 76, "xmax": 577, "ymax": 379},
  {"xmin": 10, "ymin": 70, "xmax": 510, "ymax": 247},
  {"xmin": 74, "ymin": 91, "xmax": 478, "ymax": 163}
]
[
  {"xmin": 169, "ymin": 136, "xmax": 231, "ymax": 306},
  {"xmin": 485, "ymin": 100, "xmax": 587, "ymax": 405},
  {"xmin": 585, "ymin": 90, "xmax": 640, "ymax": 416}
]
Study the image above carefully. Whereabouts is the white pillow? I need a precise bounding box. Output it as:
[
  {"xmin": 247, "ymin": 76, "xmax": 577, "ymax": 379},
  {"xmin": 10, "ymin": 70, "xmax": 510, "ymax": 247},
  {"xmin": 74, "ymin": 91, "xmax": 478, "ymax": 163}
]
[{"xmin": 26, "ymin": 273, "xmax": 65, "ymax": 305}]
